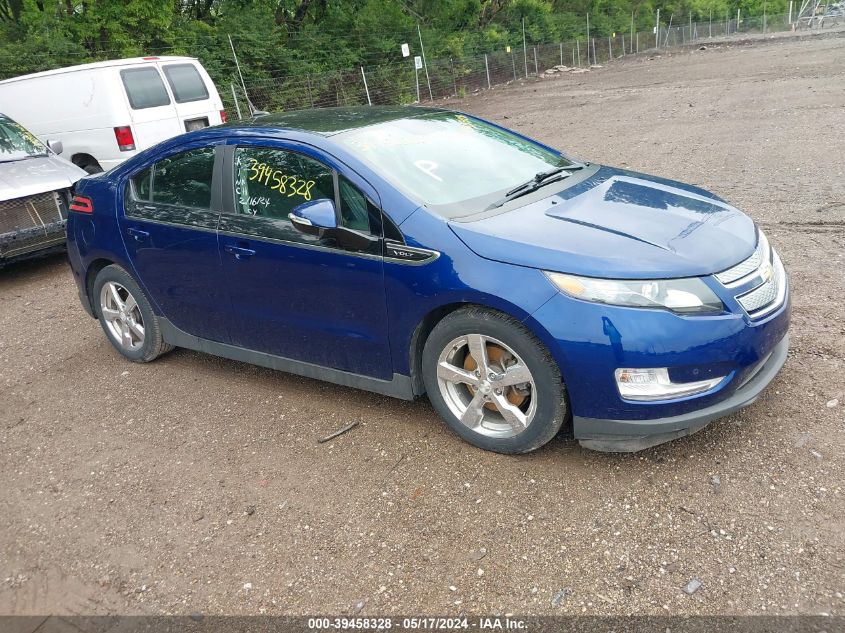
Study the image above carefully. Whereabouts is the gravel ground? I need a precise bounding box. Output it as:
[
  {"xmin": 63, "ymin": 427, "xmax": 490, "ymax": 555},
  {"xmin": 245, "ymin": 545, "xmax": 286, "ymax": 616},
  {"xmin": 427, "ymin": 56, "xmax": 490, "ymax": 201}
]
[{"xmin": 1, "ymin": 33, "xmax": 844, "ymax": 617}]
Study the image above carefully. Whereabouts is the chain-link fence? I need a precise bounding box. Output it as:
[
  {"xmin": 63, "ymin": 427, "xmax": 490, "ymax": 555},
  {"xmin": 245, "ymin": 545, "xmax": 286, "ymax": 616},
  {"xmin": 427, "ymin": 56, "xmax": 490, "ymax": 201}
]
[{"xmin": 224, "ymin": 9, "xmax": 841, "ymax": 117}]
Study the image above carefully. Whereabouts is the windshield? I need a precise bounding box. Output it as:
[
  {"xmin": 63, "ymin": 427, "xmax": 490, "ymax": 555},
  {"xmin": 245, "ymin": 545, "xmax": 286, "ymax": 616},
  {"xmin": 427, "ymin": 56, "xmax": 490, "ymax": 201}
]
[
  {"xmin": 334, "ymin": 112, "xmax": 571, "ymax": 216},
  {"xmin": 0, "ymin": 116, "xmax": 47, "ymax": 162}
]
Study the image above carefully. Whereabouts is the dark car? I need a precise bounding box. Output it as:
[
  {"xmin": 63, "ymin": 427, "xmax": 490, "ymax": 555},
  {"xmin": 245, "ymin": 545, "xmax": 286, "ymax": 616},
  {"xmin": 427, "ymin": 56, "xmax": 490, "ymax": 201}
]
[{"xmin": 65, "ymin": 106, "xmax": 789, "ymax": 453}]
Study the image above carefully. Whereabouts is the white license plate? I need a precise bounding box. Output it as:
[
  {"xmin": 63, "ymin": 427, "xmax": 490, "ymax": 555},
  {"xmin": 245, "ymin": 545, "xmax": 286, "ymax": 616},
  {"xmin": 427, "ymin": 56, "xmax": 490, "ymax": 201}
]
[{"xmin": 185, "ymin": 118, "xmax": 209, "ymax": 132}]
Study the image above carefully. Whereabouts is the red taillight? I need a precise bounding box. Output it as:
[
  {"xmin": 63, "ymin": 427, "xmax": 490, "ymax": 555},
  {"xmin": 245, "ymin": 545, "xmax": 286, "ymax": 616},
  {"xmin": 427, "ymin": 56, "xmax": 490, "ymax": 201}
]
[
  {"xmin": 220, "ymin": 109, "xmax": 228, "ymax": 124},
  {"xmin": 69, "ymin": 195, "xmax": 93, "ymax": 214},
  {"xmin": 114, "ymin": 126, "xmax": 136, "ymax": 151},
  {"xmin": 142, "ymin": 56, "xmax": 159, "ymax": 60}
]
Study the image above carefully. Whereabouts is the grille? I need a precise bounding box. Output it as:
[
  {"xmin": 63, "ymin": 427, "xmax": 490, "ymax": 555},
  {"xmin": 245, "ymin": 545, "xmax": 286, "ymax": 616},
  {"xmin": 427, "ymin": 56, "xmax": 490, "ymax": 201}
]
[
  {"xmin": 714, "ymin": 231, "xmax": 786, "ymax": 319},
  {"xmin": 0, "ymin": 191, "xmax": 68, "ymax": 258},
  {"xmin": 737, "ymin": 272, "xmax": 778, "ymax": 313},
  {"xmin": 734, "ymin": 251, "xmax": 786, "ymax": 318},
  {"xmin": 715, "ymin": 233, "xmax": 767, "ymax": 286}
]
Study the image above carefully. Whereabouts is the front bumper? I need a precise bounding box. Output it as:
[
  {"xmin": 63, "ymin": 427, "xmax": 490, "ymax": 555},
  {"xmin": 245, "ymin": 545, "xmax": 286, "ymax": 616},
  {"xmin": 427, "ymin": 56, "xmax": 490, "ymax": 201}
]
[
  {"xmin": 0, "ymin": 220, "xmax": 67, "ymax": 264},
  {"xmin": 574, "ymin": 333, "xmax": 789, "ymax": 452}
]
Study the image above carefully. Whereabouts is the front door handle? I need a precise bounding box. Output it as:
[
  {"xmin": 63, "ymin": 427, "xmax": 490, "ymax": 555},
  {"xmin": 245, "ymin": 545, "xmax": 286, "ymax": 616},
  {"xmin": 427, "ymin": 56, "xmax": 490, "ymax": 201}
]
[
  {"xmin": 224, "ymin": 244, "xmax": 256, "ymax": 260},
  {"xmin": 127, "ymin": 227, "xmax": 150, "ymax": 242}
]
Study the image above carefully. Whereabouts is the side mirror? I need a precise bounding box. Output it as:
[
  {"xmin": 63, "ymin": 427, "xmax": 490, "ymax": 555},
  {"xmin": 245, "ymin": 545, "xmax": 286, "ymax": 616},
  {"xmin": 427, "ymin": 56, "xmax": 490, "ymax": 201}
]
[
  {"xmin": 289, "ymin": 199, "xmax": 337, "ymax": 236},
  {"xmin": 47, "ymin": 139, "xmax": 64, "ymax": 155}
]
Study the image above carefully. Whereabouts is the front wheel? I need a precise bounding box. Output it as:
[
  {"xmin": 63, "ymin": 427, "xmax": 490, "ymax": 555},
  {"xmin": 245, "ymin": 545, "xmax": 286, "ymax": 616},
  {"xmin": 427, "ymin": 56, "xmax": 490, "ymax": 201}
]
[{"xmin": 422, "ymin": 307, "xmax": 567, "ymax": 454}]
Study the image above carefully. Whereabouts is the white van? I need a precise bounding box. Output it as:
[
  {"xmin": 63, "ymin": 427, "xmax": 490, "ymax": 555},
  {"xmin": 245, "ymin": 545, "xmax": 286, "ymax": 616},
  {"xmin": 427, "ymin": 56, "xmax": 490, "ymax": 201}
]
[{"xmin": 0, "ymin": 56, "xmax": 226, "ymax": 173}]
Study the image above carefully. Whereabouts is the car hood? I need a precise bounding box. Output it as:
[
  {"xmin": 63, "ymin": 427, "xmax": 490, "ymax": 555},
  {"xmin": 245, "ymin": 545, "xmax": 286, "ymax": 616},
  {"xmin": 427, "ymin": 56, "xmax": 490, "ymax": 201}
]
[
  {"xmin": 448, "ymin": 166, "xmax": 757, "ymax": 279},
  {"xmin": 0, "ymin": 155, "xmax": 86, "ymax": 202}
]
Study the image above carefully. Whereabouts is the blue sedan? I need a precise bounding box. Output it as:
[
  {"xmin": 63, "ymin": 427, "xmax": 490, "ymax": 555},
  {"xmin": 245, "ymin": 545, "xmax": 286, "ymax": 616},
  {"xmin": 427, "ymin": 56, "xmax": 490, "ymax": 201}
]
[{"xmin": 65, "ymin": 106, "xmax": 790, "ymax": 453}]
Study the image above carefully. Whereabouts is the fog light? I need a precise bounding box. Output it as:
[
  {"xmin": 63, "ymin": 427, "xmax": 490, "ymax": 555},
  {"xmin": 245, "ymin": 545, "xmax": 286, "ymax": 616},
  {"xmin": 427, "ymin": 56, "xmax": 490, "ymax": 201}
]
[{"xmin": 614, "ymin": 368, "xmax": 725, "ymax": 401}]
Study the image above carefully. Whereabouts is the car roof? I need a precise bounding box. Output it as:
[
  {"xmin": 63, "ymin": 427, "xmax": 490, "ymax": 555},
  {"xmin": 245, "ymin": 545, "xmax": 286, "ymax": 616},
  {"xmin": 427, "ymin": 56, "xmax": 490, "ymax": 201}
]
[
  {"xmin": 0, "ymin": 56, "xmax": 198, "ymax": 85},
  {"xmin": 224, "ymin": 105, "xmax": 450, "ymax": 137}
]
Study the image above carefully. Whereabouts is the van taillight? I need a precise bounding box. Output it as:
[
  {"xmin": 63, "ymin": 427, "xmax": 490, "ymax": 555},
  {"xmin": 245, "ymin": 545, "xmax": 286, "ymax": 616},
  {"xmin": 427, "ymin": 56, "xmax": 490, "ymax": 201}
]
[
  {"xmin": 114, "ymin": 126, "xmax": 136, "ymax": 151},
  {"xmin": 220, "ymin": 110, "xmax": 228, "ymax": 124},
  {"xmin": 69, "ymin": 195, "xmax": 93, "ymax": 214}
]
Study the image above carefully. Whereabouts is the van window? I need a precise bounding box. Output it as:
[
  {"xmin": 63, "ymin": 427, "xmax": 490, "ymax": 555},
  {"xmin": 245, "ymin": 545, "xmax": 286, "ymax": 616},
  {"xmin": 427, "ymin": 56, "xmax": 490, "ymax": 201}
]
[
  {"xmin": 121, "ymin": 68, "xmax": 170, "ymax": 109},
  {"xmin": 163, "ymin": 64, "xmax": 209, "ymax": 103}
]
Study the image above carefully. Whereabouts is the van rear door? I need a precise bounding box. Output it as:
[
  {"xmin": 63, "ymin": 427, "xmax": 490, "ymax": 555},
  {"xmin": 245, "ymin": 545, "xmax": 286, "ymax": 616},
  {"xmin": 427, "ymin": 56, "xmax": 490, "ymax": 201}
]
[
  {"xmin": 119, "ymin": 66, "xmax": 182, "ymax": 150},
  {"xmin": 159, "ymin": 61, "xmax": 224, "ymax": 132}
]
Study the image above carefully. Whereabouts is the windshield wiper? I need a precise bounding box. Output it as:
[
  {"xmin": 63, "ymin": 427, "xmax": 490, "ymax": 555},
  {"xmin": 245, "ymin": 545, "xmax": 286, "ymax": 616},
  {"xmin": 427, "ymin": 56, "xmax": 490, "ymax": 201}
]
[{"xmin": 487, "ymin": 164, "xmax": 585, "ymax": 209}]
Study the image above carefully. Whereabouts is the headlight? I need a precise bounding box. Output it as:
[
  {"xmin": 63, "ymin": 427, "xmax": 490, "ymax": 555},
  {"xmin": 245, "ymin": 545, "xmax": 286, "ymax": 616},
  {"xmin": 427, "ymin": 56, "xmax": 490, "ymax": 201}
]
[{"xmin": 545, "ymin": 271, "xmax": 724, "ymax": 315}]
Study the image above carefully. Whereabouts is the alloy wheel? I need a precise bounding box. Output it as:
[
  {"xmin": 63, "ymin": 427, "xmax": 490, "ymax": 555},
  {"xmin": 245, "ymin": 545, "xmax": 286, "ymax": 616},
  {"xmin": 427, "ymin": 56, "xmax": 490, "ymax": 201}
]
[
  {"xmin": 436, "ymin": 334, "xmax": 537, "ymax": 439},
  {"xmin": 99, "ymin": 281, "xmax": 145, "ymax": 351}
]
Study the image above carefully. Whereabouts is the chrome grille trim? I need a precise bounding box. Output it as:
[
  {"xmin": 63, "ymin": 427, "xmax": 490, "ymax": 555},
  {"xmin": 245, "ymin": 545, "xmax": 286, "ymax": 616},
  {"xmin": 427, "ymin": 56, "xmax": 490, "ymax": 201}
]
[
  {"xmin": 735, "ymin": 249, "xmax": 787, "ymax": 319},
  {"xmin": 714, "ymin": 230, "xmax": 787, "ymax": 320},
  {"xmin": 715, "ymin": 232, "xmax": 769, "ymax": 287}
]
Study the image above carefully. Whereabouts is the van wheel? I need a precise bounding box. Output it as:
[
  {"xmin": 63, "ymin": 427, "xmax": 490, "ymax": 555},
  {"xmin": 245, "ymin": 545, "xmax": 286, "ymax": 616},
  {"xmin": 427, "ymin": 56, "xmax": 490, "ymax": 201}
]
[
  {"xmin": 422, "ymin": 307, "xmax": 567, "ymax": 454},
  {"xmin": 93, "ymin": 265, "xmax": 173, "ymax": 363}
]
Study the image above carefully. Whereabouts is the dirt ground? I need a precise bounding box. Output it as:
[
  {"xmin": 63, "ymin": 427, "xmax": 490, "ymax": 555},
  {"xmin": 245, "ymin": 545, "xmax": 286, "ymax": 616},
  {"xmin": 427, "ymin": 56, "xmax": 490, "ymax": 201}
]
[{"xmin": 1, "ymin": 33, "xmax": 844, "ymax": 618}]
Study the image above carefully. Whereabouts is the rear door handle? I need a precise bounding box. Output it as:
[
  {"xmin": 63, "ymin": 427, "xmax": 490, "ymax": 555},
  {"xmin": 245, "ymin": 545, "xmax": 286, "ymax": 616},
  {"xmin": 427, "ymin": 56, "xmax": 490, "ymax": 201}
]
[
  {"xmin": 127, "ymin": 227, "xmax": 149, "ymax": 242},
  {"xmin": 224, "ymin": 244, "xmax": 256, "ymax": 260}
]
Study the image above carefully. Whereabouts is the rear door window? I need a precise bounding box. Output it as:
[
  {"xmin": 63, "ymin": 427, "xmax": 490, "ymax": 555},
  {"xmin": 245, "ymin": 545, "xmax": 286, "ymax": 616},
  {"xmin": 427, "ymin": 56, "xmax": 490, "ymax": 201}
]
[
  {"xmin": 121, "ymin": 67, "xmax": 171, "ymax": 109},
  {"xmin": 162, "ymin": 64, "xmax": 210, "ymax": 103},
  {"xmin": 152, "ymin": 147, "xmax": 216, "ymax": 208},
  {"xmin": 127, "ymin": 147, "xmax": 215, "ymax": 210}
]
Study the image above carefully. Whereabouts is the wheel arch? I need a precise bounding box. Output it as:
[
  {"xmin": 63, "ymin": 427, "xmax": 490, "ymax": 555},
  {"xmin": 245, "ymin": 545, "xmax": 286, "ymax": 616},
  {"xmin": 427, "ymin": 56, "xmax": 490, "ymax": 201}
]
[
  {"xmin": 71, "ymin": 153, "xmax": 102, "ymax": 172},
  {"xmin": 84, "ymin": 257, "xmax": 117, "ymax": 312},
  {"xmin": 408, "ymin": 300, "xmax": 545, "ymax": 396}
]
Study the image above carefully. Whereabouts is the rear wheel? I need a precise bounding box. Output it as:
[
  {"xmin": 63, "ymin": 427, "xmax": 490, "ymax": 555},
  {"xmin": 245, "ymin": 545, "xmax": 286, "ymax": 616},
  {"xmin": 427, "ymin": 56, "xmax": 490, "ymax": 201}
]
[
  {"xmin": 93, "ymin": 265, "xmax": 172, "ymax": 363},
  {"xmin": 422, "ymin": 307, "xmax": 567, "ymax": 454}
]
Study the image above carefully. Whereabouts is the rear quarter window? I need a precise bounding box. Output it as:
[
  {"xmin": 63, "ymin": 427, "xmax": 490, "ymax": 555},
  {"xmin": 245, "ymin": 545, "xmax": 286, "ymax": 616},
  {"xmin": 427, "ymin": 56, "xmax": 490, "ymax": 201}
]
[
  {"xmin": 162, "ymin": 64, "xmax": 209, "ymax": 103},
  {"xmin": 121, "ymin": 67, "xmax": 170, "ymax": 109}
]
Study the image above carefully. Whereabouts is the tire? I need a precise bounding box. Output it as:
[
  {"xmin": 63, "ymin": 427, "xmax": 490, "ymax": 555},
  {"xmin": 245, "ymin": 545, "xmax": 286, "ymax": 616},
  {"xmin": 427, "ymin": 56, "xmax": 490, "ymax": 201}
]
[
  {"xmin": 422, "ymin": 306, "xmax": 567, "ymax": 454},
  {"xmin": 92, "ymin": 264, "xmax": 173, "ymax": 363},
  {"xmin": 82, "ymin": 162, "xmax": 102, "ymax": 175}
]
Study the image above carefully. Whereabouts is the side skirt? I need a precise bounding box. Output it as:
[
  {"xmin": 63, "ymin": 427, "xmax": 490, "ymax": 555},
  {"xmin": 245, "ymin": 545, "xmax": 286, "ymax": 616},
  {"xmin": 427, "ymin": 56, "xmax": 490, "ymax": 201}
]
[{"xmin": 159, "ymin": 318, "xmax": 416, "ymax": 401}]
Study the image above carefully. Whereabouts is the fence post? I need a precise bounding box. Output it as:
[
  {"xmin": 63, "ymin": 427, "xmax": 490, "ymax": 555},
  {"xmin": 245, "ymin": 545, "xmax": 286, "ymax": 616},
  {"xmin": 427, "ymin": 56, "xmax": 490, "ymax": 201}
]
[
  {"xmin": 763, "ymin": 2, "xmax": 767, "ymax": 33},
  {"xmin": 631, "ymin": 11, "xmax": 635, "ymax": 53},
  {"xmin": 533, "ymin": 46, "xmax": 538, "ymax": 74},
  {"xmin": 416, "ymin": 23, "xmax": 433, "ymax": 100},
  {"xmin": 230, "ymin": 83, "xmax": 242, "ymax": 120},
  {"xmin": 689, "ymin": 14, "xmax": 693, "ymax": 42},
  {"xmin": 576, "ymin": 39, "xmax": 581, "ymax": 66},
  {"xmin": 306, "ymin": 74, "xmax": 314, "ymax": 107},
  {"xmin": 450, "ymin": 57, "xmax": 458, "ymax": 96},
  {"xmin": 484, "ymin": 54, "xmax": 491, "ymax": 89},
  {"xmin": 737, "ymin": 9, "xmax": 740, "ymax": 34},
  {"xmin": 608, "ymin": 35, "xmax": 612, "ymax": 59},
  {"xmin": 710, "ymin": 9, "xmax": 713, "ymax": 37},
  {"xmin": 656, "ymin": 9, "xmax": 660, "ymax": 49},
  {"xmin": 788, "ymin": 1, "xmax": 793, "ymax": 26},
  {"xmin": 592, "ymin": 38, "xmax": 596, "ymax": 64},
  {"xmin": 522, "ymin": 18, "xmax": 528, "ymax": 77},
  {"xmin": 621, "ymin": 35, "xmax": 625, "ymax": 56},
  {"xmin": 636, "ymin": 32, "xmax": 639, "ymax": 53},
  {"xmin": 586, "ymin": 13, "xmax": 591, "ymax": 64},
  {"xmin": 360, "ymin": 66, "xmax": 371, "ymax": 106},
  {"xmin": 560, "ymin": 42, "xmax": 563, "ymax": 65},
  {"xmin": 511, "ymin": 51, "xmax": 517, "ymax": 81},
  {"xmin": 413, "ymin": 59, "xmax": 420, "ymax": 103}
]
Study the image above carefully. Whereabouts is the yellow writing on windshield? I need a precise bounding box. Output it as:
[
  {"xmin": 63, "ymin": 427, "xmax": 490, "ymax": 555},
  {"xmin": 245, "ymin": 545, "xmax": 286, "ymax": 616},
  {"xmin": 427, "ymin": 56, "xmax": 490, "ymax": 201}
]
[{"xmin": 244, "ymin": 159, "xmax": 315, "ymax": 201}]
